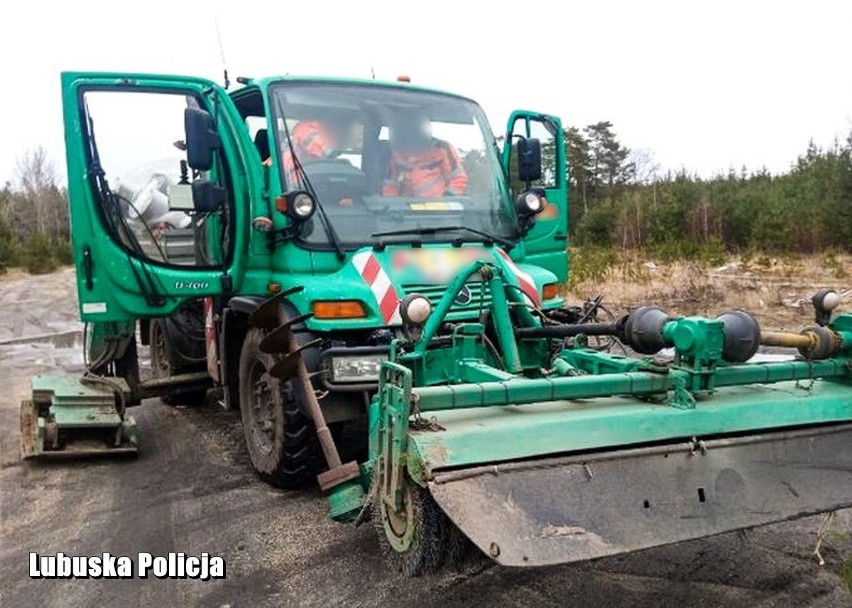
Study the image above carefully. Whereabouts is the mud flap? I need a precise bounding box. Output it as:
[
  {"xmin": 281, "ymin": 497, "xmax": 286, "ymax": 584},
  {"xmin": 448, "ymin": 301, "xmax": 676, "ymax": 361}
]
[{"xmin": 428, "ymin": 424, "xmax": 852, "ymax": 567}]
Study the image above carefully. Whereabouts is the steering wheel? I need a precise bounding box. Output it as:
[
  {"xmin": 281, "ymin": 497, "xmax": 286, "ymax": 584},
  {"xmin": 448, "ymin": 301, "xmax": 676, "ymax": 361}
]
[{"xmin": 300, "ymin": 159, "xmax": 370, "ymax": 207}]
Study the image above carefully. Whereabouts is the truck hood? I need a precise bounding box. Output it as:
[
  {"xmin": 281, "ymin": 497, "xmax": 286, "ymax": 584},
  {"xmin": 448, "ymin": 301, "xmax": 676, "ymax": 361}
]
[
  {"xmin": 280, "ymin": 243, "xmax": 558, "ymax": 331},
  {"xmin": 348, "ymin": 244, "xmax": 552, "ymax": 326}
]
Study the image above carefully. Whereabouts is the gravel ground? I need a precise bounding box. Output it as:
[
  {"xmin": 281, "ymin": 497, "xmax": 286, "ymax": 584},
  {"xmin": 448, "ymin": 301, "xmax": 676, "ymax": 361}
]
[{"xmin": 1, "ymin": 269, "xmax": 851, "ymax": 607}]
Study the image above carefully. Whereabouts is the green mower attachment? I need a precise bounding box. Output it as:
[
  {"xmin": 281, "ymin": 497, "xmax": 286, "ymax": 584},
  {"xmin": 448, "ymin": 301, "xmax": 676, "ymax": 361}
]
[
  {"xmin": 21, "ymin": 373, "xmax": 138, "ymax": 459},
  {"xmin": 19, "ymin": 320, "xmax": 211, "ymax": 459},
  {"xmin": 335, "ymin": 261, "xmax": 852, "ymax": 574}
]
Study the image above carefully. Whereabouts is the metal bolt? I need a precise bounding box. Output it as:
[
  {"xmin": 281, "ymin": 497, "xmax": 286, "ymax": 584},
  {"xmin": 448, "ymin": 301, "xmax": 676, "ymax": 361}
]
[{"xmin": 489, "ymin": 542, "xmax": 501, "ymax": 557}]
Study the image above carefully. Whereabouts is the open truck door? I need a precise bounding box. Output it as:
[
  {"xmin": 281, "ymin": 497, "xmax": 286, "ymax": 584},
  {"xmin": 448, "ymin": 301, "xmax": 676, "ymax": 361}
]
[
  {"xmin": 61, "ymin": 72, "xmax": 256, "ymax": 323},
  {"xmin": 18, "ymin": 74, "xmax": 258, "ymax": 459},
  {"xmin": 502, "ymin": 111, "xmax": 568, "ymax": 282}
]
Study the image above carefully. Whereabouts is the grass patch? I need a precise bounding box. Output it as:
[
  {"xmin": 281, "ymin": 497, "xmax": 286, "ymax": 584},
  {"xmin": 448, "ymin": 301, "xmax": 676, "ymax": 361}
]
[{"xmin": 842, "ymin": 556, "xmax": 852, "ymax": 593}]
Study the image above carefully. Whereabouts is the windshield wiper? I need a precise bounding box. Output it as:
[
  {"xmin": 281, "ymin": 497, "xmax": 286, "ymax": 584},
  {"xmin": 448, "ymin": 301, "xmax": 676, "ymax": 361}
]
[
  {"xmin": 279, "ymin": 114, "xmax": 346, "ymax": 260},
  {"xmin": 84, "ymin": 104, "xmax": 165, "ymax": 307},
  {"xmin": 371, "ymin": 226, "xmax": 516, "ymax": 249}
]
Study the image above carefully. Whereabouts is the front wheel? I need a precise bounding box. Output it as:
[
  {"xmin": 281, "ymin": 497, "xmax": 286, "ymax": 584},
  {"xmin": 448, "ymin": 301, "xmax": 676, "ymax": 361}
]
[{"xmin": 238, "ymin": 327, "xmax": 318, "ymax": 488}]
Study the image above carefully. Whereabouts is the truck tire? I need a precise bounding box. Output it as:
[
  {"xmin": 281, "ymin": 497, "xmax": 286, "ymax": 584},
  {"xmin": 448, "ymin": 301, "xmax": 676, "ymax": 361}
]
[
  {"xmin": 149, "ymin": 318, "xmax": 208, "ymax": 407},
  {"xmin": 238, "ymin": 327, "xmax": 318, "ymax": 488}
]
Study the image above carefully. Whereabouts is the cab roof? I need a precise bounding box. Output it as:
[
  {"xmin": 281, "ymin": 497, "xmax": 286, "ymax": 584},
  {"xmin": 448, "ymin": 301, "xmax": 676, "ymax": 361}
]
[{"xmin": 233, "ymin": 75, "xmax": 478, "ymax": 105}]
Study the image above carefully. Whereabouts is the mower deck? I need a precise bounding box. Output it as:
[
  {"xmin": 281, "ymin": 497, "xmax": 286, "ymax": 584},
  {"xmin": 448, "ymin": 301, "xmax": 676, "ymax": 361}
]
[
  {"xmin": 21, "ymin": 373, "xmax": 138, "ymax": 459},
  {"xmin": 428, "ymin": 423, "xmax": 852, "ymax": 566}
]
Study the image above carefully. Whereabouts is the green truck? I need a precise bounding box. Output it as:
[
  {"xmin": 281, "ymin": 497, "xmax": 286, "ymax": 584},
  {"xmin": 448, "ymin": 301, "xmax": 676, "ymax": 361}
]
[{"xmin": 20, "ymin": 72, "xmax": 852, "ymax": 575}]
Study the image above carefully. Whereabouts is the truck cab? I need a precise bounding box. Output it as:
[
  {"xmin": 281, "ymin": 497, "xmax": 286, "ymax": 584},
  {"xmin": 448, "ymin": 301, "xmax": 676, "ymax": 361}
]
[{"xmin": 60, "ymin": 72, "xmax": 569, "ymax": 485}]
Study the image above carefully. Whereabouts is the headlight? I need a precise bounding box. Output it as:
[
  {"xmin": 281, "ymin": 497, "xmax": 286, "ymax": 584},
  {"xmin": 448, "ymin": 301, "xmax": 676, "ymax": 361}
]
[
  {"xmin": 328, "ymin": 353, "xmax": 387, "ymax": 383},
  {"xmin": 291, "ymin": 192, "xmax": 316, "ymax": 219},
  {"xmin": 400, "ymin": 293, "xmax": 432, "ymax": 326},
  {"xmin": 278, "ymin": 190, "xmax": 317, "ymax": 222},
  {"xmin": 813, "ymin": 289, "xmax": 841, "ymax": 312},
  {"xmin": 515, "ymin": 190, "xmax": 543, "ymax": 215}
]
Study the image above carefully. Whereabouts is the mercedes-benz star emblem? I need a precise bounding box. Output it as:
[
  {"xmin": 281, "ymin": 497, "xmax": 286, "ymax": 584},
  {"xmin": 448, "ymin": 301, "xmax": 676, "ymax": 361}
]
[{"xmin": 454, "ymin": 285, "xmax": 473, "ymax": 306}]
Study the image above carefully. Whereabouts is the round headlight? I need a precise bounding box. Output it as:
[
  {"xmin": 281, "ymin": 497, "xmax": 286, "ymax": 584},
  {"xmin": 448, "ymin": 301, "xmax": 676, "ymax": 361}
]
[
  {"xmin": 818, "ymin": 289, "xmax": 841, "ymax": 311},
  {"xmin": 291, "ymin": 192, "xmax": 316, "ymax": 219},
  {"xmin": 400, "ymin": 293, "xmax": 432, "ymax": 326}
]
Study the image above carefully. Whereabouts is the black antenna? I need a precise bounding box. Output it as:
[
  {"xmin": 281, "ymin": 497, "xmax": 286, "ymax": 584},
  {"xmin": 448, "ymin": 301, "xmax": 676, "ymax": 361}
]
[{"xmin": 214, "ymin": 16, "xmax": 230, "ymax": 90}]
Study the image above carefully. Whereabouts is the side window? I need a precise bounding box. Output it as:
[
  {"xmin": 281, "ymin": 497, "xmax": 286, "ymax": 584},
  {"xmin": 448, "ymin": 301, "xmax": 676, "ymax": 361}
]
[
  {"xmin": 508, "ymin": 117, "xmax": 559, "ymax": 196},
  {"xmin": 528, "ymin": 120, "xmax": 558, "ymax": 189},
  {"xmin": 246, "ymin": 115, "xmax": 269, "ymax": 162},
  {"xmin": 82, "ymin": 90, "xmax": 228, "ymax": 267},
  {"xmin": 431, "ymin": 119, "xmax": 491, "ymax": 195}
]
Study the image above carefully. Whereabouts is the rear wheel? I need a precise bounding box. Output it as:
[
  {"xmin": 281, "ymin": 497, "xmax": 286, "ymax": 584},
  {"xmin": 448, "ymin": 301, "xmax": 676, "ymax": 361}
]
[
  {"xmin": 149, "ymin": 319, "xmax": 207, "ymax": 406},
  {"xmin": 238, "ymin": 327, "xmax": 317, "ymax": 488}
]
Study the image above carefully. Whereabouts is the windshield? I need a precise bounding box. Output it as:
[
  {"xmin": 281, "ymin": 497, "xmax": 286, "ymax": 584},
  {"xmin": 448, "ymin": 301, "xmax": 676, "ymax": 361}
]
[{"xmin": 269, "ymin": 83, "xmax": 514, "ymax": 247}]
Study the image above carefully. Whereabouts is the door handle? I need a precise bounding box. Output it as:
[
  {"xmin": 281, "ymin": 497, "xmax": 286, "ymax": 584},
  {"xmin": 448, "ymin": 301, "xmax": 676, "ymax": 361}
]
[{"xmin": 82, "ymin": 245, "xmax": 93, "ymax": 290}]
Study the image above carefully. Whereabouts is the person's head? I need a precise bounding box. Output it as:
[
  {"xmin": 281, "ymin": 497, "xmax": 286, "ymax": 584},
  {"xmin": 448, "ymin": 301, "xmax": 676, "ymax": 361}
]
[
  {"xmin": 291, "ymin": 120, "xmax": 338, "ymax": 160},
  {"xmin": 389, "ymin": 111, "xmax": 432, "ymax": 154}
]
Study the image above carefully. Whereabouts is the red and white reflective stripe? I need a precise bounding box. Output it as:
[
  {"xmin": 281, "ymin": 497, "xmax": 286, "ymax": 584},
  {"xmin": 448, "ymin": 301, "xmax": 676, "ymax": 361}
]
[
  {"xmin": 204, "ymin": 297, "xmax": 219, "ymax": 382},
  {"xmin": 495, "ymin": 249, "xmax": 540, "ymax": 307},
  {"xmin": 352, "ymin": 251, "xmax": 402, "ymax": 325}
]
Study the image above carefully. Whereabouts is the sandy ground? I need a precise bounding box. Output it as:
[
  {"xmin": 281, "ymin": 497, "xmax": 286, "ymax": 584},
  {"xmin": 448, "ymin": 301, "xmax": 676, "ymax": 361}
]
[{"xmin": 1, "ymin": 268, "xmax": 852, "ymax": 607}]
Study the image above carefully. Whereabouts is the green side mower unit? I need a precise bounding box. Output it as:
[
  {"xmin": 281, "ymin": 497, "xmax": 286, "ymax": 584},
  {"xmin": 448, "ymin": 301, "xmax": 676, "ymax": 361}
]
[{"xmin": 328, "ymin": 265, "xmax": 852, "ymax": 573}]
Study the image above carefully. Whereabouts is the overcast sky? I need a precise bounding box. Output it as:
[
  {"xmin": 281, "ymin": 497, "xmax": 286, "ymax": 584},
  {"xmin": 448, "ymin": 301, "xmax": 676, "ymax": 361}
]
[{"xmin": 2, "ymin": 0, "xmax": 851, "ymax": 186}]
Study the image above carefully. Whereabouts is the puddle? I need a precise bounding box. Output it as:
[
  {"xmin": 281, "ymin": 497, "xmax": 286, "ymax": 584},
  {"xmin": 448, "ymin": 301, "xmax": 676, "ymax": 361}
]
[{"xmin": 0, "ymin": 329, "xmax": 83, "ymax": 349}]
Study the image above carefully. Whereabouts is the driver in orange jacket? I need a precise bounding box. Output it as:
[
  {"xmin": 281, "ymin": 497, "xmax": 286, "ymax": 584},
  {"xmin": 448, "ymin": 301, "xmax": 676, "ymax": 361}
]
[
  {"xmin": 281, "ymin": 119, "xmax": 340, "ymax": 186},
  {"xmin": 382, "ymin": 113, "xmax": 468, "ymax": 197}
]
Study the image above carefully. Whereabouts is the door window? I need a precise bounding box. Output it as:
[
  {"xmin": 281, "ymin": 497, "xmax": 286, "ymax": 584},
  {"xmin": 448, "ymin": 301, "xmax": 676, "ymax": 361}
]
[
  {"xmin": 507, "ymin": 116, "xmax": 560, "ymax": 196},
  {"xmin": 82, "ymin": 90, "xmax": 229, "ymax": 267}
]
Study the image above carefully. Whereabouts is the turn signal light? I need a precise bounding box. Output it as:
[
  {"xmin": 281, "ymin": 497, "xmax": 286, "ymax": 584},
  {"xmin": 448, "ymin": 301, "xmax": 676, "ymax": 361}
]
[
  {"xmin": 312, "ymin": 300, "xmax": 367, "ymax": 319},
  {"xmin": 542, "ymin": 283, "xmax": 559, "ymax": 300}
]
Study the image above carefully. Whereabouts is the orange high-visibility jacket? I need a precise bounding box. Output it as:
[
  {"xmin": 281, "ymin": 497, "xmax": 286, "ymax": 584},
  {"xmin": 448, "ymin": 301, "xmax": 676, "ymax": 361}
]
[
  {"xmin": 282, "ymin": 120, "xmax": 335, "ymax": 186},
  {"xmin": 382, "ymin": 140, "xmax": 468, "ymax": 197}
]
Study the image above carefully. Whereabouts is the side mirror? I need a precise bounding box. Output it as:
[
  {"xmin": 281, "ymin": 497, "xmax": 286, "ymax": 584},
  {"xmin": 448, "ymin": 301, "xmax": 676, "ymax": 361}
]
[
  {"xmin": 184, "ymin": 107, "xmax": 221, "ymax": 171},
  {"xmin": 191, "ymin": 179, "xmax": 227, "ymax": 213},
  {"xmin": 517, "ymin": 137, "xmax": 542, "ymax": 183}
]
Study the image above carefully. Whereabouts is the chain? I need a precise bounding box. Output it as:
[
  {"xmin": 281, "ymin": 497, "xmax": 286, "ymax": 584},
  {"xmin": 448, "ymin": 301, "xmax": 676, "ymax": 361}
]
[
  {"xmin": 409, "ymin": 393, "xmax": 444, "ymax": 431},
  {"xmin": 410, "ymin": 414, "xmax": 445, "ymax": 432},
  {"xmin": 795, "ymin": 356, "xmax": 815, "ymax": 391}
]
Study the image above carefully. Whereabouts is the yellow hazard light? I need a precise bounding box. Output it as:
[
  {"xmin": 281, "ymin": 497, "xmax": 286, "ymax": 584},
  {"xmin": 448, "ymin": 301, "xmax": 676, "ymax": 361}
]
[
  {"xmin": 312, "ymin": 300, "xmax": 368, "ymax": 319},
  {"xmin": 542, "ymin": 283, "xmax": 559, "ymax": 300}
]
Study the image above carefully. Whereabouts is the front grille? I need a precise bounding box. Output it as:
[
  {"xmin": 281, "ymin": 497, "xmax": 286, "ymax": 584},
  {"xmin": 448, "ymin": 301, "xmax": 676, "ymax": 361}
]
[{"xmin": 402, "ymin": 281, "xmax": 492, "ymax": 316}]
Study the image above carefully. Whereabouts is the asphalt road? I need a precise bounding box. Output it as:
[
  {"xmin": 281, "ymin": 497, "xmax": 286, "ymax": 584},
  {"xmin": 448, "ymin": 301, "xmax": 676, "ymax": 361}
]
[{"xmin": 1, "ymin": 269, "xmax": 851, "ymax": 607}]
